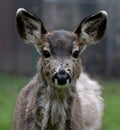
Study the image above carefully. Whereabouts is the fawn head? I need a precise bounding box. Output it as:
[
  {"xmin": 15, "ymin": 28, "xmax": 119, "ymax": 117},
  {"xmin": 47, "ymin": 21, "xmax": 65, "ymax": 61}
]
[{"xmin": 16, "ymin": 8, "xmax": 107, "ymax": 89}]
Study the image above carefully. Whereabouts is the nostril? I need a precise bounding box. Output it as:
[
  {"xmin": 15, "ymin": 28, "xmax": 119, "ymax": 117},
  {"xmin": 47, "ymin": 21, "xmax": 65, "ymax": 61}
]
[{"xmin": 59, "ymin": 69, "xmax": 66, "ymax": 75}]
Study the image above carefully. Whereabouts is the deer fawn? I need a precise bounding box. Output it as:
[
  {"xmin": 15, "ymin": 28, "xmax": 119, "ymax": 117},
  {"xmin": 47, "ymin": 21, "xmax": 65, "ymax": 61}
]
[{"xmin": 14, "ymin": 8, "xmax": 107, "ymax": 130}]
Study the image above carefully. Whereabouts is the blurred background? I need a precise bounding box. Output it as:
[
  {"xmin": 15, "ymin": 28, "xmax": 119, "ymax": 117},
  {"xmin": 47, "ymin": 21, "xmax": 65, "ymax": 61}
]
[{"xmin": 0, "ymin": 0, "xmax": 120, "ymax": 130}]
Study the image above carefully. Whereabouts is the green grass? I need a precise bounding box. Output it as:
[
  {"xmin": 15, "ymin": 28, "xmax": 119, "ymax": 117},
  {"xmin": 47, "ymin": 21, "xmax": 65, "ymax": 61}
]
[
  {"xmin": 0, "ymin": 74, "xmax": 120, "ymax": 130},
  {"xmin": 0, "ymin": 74, "xmax": 29, "ymax": 130},
  {"xmin": 101, "ymin": 79, "xmax": 120, "ymax": 130}
]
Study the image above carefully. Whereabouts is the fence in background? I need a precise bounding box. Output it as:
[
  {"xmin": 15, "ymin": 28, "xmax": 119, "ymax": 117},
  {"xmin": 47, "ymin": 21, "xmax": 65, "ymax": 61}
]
[{"xmin": 0, "ymin": 0, "xmax": 119, "ymax": 77}]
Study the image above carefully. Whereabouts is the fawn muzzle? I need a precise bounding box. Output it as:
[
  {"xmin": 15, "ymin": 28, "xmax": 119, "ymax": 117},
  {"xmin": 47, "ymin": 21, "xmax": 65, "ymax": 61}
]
[{"xmin": 52, "ymin": 69, "xmax": 71, "ymax": 86}]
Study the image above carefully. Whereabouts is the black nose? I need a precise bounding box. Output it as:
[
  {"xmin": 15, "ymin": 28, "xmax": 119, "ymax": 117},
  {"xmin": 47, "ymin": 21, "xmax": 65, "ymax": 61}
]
[{"xmin": 52, "ymin": 69, "xmax": 71, "ymax": 85}]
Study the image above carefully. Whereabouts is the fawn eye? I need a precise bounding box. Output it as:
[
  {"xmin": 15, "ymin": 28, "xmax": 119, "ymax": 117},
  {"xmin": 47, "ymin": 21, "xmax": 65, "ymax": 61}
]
[
  {"xmin": 43, "ymin": 50, "xmax": 51, "ymax": 58},
  {"xmin": 72, "ymin": 51, "xmax": 79, "ymax": 58}
]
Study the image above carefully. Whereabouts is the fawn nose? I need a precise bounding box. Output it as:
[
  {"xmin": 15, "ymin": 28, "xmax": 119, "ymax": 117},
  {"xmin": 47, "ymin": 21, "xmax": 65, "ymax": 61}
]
[{"xmin": 52, "ymin": 69, "xmax": 71, "ymax": 85}]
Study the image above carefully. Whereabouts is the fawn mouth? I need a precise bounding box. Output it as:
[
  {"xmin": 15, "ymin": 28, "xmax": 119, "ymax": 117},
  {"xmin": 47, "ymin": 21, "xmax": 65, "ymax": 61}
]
[
  {"xmin": 52, "ymin": 69, "xmax": 72, "ymax": 88},
  {"xmin": 53, "ymin": 79, "xmax": 71, "ymax": 89},
  {"xmin": 52, "ymin": 73, "xmax": 71, "ymax": 89},
  {"xmin": 54, "ymin": 78, "xmax": 71, "ymax": 85}
]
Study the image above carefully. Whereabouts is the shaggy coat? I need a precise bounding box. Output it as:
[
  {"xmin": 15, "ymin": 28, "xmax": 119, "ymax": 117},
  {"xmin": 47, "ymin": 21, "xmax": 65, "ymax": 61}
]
[{"xmin": 14, "ymin": 8, "xmax": 107, "ymax": 130}]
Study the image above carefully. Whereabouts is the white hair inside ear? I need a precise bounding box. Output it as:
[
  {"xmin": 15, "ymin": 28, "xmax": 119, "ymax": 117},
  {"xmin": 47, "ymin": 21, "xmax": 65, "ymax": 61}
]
[{"xmin": 74, "ymin": 11, "xmax": 107, "ymax": 46}]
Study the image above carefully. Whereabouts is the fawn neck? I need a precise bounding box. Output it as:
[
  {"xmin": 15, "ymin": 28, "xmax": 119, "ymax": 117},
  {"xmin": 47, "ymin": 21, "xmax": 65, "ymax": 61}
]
[{"xmin": 34, "ymin": 74, "xmax": 76, "ymax": 130}]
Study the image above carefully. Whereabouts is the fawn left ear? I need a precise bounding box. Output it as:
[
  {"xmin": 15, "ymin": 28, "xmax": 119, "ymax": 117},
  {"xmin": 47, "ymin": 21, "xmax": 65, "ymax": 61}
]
[
  {"xmin": 16, "ymin": 8, "xmax": 47, "ymax": 44},
  {"xmin": 74, "ymin": 11, "xmax": 108, "ymax": 45}
]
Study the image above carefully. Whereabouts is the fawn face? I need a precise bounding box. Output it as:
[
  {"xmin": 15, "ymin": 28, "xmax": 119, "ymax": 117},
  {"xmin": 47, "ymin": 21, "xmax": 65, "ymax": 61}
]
[
  {"xmin": 16, "ymin": 8, "xmax": 107, "ymax": 89},
  {"xmin": 39, "ymin": 30, "xmax": 81, "ymax": 88}
]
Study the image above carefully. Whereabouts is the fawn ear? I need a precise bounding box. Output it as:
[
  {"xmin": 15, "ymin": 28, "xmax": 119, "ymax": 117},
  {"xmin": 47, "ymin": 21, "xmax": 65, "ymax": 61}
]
[
  {"xmin": 16, "ymin": 8, "xmax": 47, "ymax": 44},
  {"xmin": 74, "ymin": 11, "xmax": 107, "ymax": 45}
]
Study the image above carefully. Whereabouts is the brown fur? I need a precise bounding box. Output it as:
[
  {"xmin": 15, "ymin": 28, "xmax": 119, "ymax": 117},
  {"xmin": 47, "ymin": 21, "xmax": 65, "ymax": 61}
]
[{"xmin": 14, "ymin": 8, "xmax": 107, "ymax": 130}]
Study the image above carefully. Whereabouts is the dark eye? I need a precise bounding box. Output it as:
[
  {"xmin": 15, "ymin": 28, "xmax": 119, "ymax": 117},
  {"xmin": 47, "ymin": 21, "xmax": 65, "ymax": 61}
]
[
  {"xmin": 72, "ymin": 51, "xmax": 79, "ymax": 58},
  {"xmin": 43, "ymin": 50, "xmax": 51, "ymax": 58}
]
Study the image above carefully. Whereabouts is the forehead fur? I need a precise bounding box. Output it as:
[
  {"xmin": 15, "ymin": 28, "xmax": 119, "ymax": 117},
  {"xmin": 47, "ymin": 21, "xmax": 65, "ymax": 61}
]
[{"xmin": 48, "ymin": 30, "xmax": 75, "ymax": 56}]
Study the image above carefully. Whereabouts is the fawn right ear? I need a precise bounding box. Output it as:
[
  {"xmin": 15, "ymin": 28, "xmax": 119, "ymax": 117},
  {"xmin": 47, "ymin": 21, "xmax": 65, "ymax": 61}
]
[
  {"xmin": 16, "ymin": 8, "xmax": 47, "ymax": 44},
  {"xmin": 74, "ymin": 11, "xmax": 107, "ymax": 45}
]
